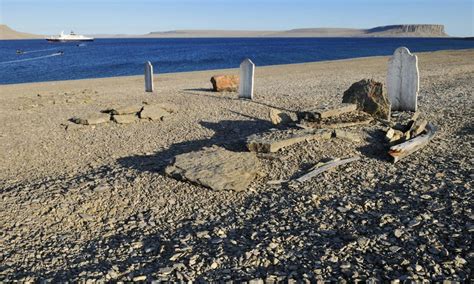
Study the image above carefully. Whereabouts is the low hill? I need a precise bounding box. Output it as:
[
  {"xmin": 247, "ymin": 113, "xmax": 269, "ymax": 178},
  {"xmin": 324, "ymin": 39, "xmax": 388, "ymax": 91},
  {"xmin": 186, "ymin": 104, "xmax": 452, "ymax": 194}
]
[
  {"xmin": 0, "ymin": 25, "xmax": 42, "ymax": 40},
  {"xmin": 1, "ymin": 24, "xmax": 449, "ymax": 39},
  {"xmin": 147, "ymin": 25, "xmax": 449, "ymax": 38}
]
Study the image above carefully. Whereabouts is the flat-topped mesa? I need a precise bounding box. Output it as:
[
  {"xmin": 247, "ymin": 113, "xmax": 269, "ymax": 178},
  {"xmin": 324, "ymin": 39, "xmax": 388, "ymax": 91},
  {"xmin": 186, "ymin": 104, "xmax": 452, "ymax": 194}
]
[{"xmin": 367, "ymin": 25, "xmax": 448, "ymax": 37}]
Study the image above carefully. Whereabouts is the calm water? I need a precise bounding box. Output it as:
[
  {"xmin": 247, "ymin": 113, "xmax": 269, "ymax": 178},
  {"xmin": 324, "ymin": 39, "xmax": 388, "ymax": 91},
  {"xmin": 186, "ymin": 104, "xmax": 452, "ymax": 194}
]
[{"xmin": 0, "ymin": 38, "xmax": 473, "ymax": 84}]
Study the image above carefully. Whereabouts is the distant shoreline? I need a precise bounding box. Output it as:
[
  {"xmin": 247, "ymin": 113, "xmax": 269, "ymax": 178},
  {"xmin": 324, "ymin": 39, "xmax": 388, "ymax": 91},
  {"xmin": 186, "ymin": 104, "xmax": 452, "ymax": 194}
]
[
  {"xmin": 2, "ymin": 36, "xmax": 465, "ymax": 41},
  {"xmin": 0, "ymin": 24, "xmax": 453, "ymax": 40}
]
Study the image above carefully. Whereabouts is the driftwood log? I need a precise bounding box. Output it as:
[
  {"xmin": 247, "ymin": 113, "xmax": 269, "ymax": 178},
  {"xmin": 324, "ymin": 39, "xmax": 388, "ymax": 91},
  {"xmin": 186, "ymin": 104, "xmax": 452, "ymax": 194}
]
[
  {"xmin": 389, "ymin": 123, "xmax": 437, "ymax": 163},
  {"xmin": 296, "ymin": 156, "xmax": 360, "ymax": 183}
]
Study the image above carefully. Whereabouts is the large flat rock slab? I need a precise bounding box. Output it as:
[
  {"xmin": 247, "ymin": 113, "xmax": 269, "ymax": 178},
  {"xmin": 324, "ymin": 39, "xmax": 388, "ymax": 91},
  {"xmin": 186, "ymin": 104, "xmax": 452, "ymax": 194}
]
[
  {"xmin": 139, "ymin": 104, "xmax": 171, "ymax": 121},
  {"xmin": 70, "ymin": 113, "xmax": 110, "ymax": 125},
  {"xmin": 104, "ymin": 105, "xmax": 143, "ymax": 115},
  {"xmin": 165, "ymin": 146, "xmax": 260, "ymax": 191},
  {"xmin": 112, "ymin": 114, "xmax": 139, "ymax": 124}
]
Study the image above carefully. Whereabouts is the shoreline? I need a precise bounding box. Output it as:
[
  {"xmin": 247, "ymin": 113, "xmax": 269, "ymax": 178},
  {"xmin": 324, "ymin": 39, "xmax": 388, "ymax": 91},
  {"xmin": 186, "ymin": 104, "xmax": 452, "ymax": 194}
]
[
  {"xmin": 0, "ymin": 36, "xmax": 458, "ymax": 41},
  {"xmin": 1, "ymin": 48, "xmax": 473, "ymax": 87}
]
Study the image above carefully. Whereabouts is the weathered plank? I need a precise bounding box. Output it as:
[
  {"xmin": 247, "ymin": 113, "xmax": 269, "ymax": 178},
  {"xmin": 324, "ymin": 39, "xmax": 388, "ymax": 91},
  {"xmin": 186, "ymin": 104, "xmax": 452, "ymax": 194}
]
[
  {"xmin": 302, "ymin": 118, "xmax": 373, "ymax": 129},
  {"xmin": 247, "ymin": 129, "xmax": 332, "ymax": 153},
  {"xmin": 389, "ymin": 123, "xmax": 437, "ymax": 163},
  {"xmin": 296, "ymin": 156, "xmax": 360, "ymax": 183}
]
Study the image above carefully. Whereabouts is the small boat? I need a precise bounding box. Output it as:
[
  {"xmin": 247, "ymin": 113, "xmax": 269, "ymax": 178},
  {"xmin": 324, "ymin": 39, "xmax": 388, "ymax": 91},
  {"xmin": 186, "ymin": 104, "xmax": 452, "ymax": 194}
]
[
  {"xmin": 54, "ymin": 51, "xmax": 65, "ymax": 55},
  {"xmin": 16, "ymin": 49, "xmax": 24, "ymax": 54},
  {"xmin": 46, "ymin": 31, "xmax": 94, "ymax": 42}
]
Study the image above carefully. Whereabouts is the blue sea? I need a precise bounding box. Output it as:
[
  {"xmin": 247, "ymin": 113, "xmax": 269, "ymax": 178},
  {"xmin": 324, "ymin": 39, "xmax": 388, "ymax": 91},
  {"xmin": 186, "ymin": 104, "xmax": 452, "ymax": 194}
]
[{"xmin": 0, "ymin": 38, "xmax": 473, "ymax": 84}]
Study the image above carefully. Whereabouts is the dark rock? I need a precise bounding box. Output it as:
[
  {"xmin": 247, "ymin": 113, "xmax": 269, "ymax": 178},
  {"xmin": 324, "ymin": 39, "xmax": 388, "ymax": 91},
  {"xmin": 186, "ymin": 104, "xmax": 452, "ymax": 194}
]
[{"xmin": 342, "ymin": 79, "xmax": 391, "ymax": 119}]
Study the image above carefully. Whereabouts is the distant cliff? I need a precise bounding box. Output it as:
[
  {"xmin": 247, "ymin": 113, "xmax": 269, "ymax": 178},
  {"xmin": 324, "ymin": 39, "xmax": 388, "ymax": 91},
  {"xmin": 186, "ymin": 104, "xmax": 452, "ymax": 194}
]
[{"xmin": 366, "ymin": 25, "xmax": 447, "ymax": 37}]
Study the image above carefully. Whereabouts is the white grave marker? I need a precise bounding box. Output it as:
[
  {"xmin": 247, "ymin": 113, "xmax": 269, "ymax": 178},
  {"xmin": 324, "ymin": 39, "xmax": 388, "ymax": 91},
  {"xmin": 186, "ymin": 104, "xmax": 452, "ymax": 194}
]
[
  {"xmin": 239, "ymin": 58, "xmax": 255, "ymax": 99},
  {"xmin": 145, "ymin": 61, "xmax": 154, "ymax": 92},
  {"xmin": 387, "ymin": 47, "xmax": 419, "ymax": 111}
]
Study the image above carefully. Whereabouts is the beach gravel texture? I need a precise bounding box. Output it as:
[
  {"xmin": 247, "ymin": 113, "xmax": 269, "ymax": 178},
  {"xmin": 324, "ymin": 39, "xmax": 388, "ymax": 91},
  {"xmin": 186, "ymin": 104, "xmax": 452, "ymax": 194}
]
[{"xmin": 0, "ymin": 49, "xmax": 472, "ymax": 282}]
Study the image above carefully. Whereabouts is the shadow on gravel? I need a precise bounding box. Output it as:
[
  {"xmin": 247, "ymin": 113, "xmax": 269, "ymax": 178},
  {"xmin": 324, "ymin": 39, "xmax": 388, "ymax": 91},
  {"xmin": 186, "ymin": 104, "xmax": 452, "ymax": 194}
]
[
  {"xmin": 184, "ymin": 91, "xmax": 296, "ymax": 113},
  {"xmin": 456, "ymin": 122, "xmax": 473, "ymax": 136},
  {"xmin": 183, "ymin": 91, "xmax": 240, "ymax": 101},
  {"xmin": 117, "ymin": 119, "xmax": 274, "ymax": 173},
  {"xmin": 357, "ymin": 129, "xmax": 391, "ymax": 162},
  {"xmin": 183, "ymin": 88, "xmax": 216, "ymax": 93}
]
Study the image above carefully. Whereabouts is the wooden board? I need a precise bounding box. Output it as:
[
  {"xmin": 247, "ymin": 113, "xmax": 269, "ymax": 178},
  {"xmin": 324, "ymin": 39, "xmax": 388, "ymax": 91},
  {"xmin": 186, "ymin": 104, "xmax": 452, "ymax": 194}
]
[{"xmin": 389, "ymin": 123, "xmax": 437, "ymax": 163}]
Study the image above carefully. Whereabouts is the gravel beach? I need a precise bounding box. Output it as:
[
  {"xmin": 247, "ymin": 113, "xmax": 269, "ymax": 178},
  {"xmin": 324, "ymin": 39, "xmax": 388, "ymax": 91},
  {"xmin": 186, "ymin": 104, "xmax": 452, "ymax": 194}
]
[{"xmin": 0, "ymin": 49, "xmax": 473, "ymax": 281}]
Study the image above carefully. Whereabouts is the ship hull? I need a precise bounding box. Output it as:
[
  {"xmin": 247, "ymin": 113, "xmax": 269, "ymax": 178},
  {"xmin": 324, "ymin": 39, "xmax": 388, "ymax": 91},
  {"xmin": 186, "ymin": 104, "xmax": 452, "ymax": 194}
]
[{"xmin": 46, "ymin": 38, "xmax": 94, "ymax": 42}]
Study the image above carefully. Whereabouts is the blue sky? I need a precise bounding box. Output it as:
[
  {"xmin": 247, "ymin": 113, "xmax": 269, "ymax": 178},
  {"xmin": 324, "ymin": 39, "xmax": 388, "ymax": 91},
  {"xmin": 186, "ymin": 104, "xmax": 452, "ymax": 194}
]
[{"xmin": 1, "ymin": 0, "xmax": 473, "ymax": 36}]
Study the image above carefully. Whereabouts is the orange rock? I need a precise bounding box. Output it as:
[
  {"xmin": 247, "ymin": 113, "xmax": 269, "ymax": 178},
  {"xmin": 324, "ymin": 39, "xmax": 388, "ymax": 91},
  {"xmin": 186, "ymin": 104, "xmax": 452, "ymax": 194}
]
[{"xmin": 210, "ymin": 75, "xmax": 239, "ymax": 92}]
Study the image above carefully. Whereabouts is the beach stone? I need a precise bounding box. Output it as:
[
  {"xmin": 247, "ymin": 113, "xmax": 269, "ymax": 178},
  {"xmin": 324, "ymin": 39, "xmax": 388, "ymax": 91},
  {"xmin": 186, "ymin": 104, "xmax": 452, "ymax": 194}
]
[
  {"xmin": 70, "ymin": 113, "xmax": 110, "ymax": 125},
  {"xmin": 342, "ymin": 79, "xmax": 391, "ymax": 119},
  {"xmin": 165, "ymin": 146, "xmax": 260, "ymax": 191},
  {"xmin": 112, "ymin": 114, "xmax": 139, "ymax": 124},
  {"xmin": 269, "ymin": 108, "xmax": 292, "ymax": 125},
  {"xmin": 387, "ymin": 47, "xmax": 419, "ymax": 111},
  {"xmin": 210, "ymin": 75, "xmax": 239, "ymax": 92},
  {"xmin": 139, "ymin": 105, "xmax": 171, "ymax": 121},
  {"xmin": 133, "ymin": 275, "xmax": 147, "ymax": 281},
  {"xmin": 239, "ymin": 59, "xmax": 255, "ymax": 99},
  {"xmin": 385, "ymin": 128, "xmax": 404, "ymax": 143},
  {"xmin": 105, "ymin": 105, "xmax": 143, "ymax": 115}
]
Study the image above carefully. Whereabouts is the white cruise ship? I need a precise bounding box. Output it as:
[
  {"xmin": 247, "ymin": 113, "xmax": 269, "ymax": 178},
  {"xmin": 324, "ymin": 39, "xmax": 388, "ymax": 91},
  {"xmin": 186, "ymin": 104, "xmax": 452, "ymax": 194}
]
[{"xmin": 46, "ymin": 31, "xmax": 94, "ymax": 42}]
